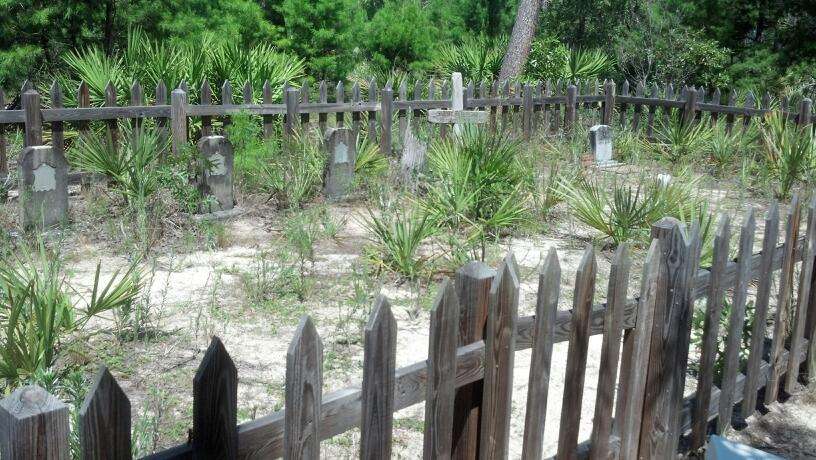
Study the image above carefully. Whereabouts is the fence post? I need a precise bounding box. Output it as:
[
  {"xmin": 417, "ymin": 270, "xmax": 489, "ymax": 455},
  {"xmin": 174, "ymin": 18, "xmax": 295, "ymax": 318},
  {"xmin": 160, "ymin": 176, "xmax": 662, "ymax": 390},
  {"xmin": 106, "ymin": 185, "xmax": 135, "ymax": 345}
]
[
  {"xmin": 798, "ymin": 98, "xmax": 813, "ymax": 127},
  {"xmin": 105, "ymin": 82, "xmax": 118, "ymax": 151},
  {"xmin": 602, "ymin": 80, "xmax": 616, "ymax": 125},
  {"xmin": 285, "ymin": 87, "xmax": 300, "ymax": 136},
  {"xmin": 380, "ymin": 85, "xmax": 393, "ymax": 155},
  {"xmin": 639, "ymin": 218, "xmax": 700, "ymax": 458},
  {"xmin": 681, "ymin": 87, "xmax": 698, "ymax": 127},
  {"xmin": 170, "ymin": 88, "xmax": 187, "ymax": 156},
  {"xmin": 0, "ymin": 385, "xmax": 69, "ymax": 459},
  {"xmin": 522, "ymin": 84, "xmax": 533, "ymax": 141},
  {"xmin": 22, "ymin": 90, "xmax": 42, "ymax": 147},
  {"xmin": 564, "ymin": 84, "xmax": 577, "ymax": 132},
  {"xmin": 452, "ymin": 262, "xmax": 495, "ymax": 459}
]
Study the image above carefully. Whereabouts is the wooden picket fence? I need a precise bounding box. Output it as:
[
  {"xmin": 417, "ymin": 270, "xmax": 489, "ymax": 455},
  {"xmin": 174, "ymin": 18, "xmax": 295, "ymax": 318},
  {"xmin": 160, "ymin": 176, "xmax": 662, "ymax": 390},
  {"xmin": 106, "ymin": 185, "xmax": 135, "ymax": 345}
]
[
  {"xmin": 1, "ymin": 78, "xmax": 814, "ymax": 177},
  {"xmin": 2, "ymin": 194, "xmax": 816, "ymax": 459}
]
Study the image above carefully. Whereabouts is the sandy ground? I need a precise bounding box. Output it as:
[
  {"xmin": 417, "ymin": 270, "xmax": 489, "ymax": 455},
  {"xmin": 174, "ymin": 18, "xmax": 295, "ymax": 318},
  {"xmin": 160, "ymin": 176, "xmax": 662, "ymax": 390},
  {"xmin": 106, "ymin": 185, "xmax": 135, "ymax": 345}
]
[{"xmin": 2, "ymin": 165, "xmax": 811, "ymax": 458}]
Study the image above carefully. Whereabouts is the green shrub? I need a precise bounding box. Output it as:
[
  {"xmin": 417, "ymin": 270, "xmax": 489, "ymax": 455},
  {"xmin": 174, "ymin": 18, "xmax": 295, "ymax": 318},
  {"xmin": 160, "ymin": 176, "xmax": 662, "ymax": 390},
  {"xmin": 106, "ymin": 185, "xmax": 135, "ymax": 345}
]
[
  {"xmin": 0, "ymin": 244, "xmax": 142, "ymax": 388},
  {"xmin": 363, "ymin": 203, "xmax": 435, "ymax": 280},
  {"xmin": 365, "ymin": 0, "xmax": 436, "ymax": 73},
  {"xmin": 760, "ymin": 110, "xmax": 816, "ymax": 199},
  {"xmin": 564, "ymin": 48, "xmax": 615, "ymax": 81},
  {"xmin": 431, "ymin": 36, "xmax": 506, "ymax": 82},
  {"xmin": 525, "ymin": 37, "xmax": 569, "ymax": 81},
  {"xmin": 707, "ymin": 122, "xmax": 760, "ymax": 175},
  {"xmin": 646, "ymin": 117, "xmax": 713, "ymax": 163}
]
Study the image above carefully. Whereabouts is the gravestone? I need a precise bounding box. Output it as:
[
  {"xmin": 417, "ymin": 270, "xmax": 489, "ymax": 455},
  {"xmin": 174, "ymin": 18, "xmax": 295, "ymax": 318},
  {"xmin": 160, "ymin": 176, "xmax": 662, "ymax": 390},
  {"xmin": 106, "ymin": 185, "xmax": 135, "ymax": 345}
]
[
  {"xmin": 589, "ymin": 125, "xmax": 615, "ymax": 165},
  {"xmin": 324, "ymin": 128, "xmax": 356, "ymax": 200},
  {"xmin": 400, "ymin": 117, "xmax": 427, "ymax": 186},
  {"xmin": 197, "ymin": 135, "xmax": 235, "ymax": 212},
  {"xmin": 18, "ymin": 145, "xmax": 68, "ymax": 229}
]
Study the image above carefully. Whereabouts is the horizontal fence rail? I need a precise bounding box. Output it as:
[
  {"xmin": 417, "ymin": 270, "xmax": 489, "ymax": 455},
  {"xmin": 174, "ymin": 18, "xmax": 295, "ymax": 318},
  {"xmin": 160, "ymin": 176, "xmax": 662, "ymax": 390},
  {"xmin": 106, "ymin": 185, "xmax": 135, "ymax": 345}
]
[
  {"xmin": 2, "ymin": 194, "xmax": 815, "ymax": 459},
  {"xmin": 0, "ymin": 78, "xmax": 813, "ymax": 175}
]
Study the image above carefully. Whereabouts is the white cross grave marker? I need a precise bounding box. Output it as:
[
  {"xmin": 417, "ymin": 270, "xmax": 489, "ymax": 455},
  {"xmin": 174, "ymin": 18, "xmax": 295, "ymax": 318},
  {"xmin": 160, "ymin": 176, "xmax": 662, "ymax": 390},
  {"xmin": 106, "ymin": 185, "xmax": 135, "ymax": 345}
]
[{"xmin": 428, "ymin": 72, "xmax": 488, "ymax": 134}]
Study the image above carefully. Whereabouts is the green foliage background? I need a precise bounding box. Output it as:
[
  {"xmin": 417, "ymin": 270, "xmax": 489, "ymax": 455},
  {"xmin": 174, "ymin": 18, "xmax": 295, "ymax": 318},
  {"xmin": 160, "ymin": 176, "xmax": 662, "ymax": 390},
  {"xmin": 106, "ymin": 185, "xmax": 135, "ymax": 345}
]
[{"xmin": 0, "ymin": 0, "xmax": 813, "ymax": 95}]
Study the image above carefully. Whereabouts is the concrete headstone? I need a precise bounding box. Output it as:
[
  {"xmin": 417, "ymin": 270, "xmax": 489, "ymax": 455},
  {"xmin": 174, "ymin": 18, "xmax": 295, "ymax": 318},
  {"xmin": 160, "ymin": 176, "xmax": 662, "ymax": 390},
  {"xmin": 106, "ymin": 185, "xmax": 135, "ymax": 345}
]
[
  {"xmin": 324, "ymin": 128, "xmax": 356, "ymax": 200},
  {"xmin": 19, "ymin": 145, "xmax": 68, "ymax": 229},
  {"xmin": 197, "ymin": 135, "xmax": 235, "ymax": 212},
  {"xmin": 589, "ymin": 125, "xmax": 614, "ymax": 165}
]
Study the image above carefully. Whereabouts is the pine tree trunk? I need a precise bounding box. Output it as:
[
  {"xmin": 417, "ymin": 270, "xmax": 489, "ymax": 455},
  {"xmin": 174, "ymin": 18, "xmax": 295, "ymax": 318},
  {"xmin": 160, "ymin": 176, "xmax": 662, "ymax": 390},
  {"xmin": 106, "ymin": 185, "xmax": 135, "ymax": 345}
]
[{"xmin": 498, "ymin": 0, "xmax": 545, "ymax": 81}]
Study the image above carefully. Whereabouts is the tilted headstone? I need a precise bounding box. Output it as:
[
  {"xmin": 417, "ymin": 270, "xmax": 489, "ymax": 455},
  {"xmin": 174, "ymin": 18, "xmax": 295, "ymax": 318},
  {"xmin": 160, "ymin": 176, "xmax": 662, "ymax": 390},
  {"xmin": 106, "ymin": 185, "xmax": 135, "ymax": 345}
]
[
  {"xmin": 324, "ymin": 128, "xmax": 356, "ymax": 200},
  {"xmin": 589, "ymin": 125, "xmax": 614, "ymax": 165},
  {"xmin": 19, "ymin": 145, "xmax": 68, "ymax": 229},
  {"xmin": 428, "ymin": 72, "xmax": 487, "ymax": 133},
  {"xmin": 400, "ymin": 118, "xmax": 427, "ymax": 186},
  {"xmin": 197, "ymin": 135, "xmax": 235, "ymax": 212}
]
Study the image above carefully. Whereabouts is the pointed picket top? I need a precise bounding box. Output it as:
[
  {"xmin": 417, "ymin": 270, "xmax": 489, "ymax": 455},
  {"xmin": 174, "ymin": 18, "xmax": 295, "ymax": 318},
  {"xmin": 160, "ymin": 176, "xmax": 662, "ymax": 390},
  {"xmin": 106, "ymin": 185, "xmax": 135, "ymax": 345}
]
[
  {"xmin": 335, "ymin": 80, "xmax": 344, "ymax": 102},
  {"xmin": 129, "ymin": 80, "xmax": 143, "ymax": 105},
  {"xmin": 49, "ymin": 80, "xmax": 62, "ymax": 107},
  {"xmin": 368, "ymin": 78, "xmax": 378, "ymax": 99},
  {"xmin": 221, "ymin": 80, "xmax": 233, "ymax": 104},
  {"xmin": 300, "ymin": 79, "xmax": 309, "ymax": 103},
  {"xmin": 621, "ymin": 79, "xmax": 630, "ymax": 96},
  {"xmin": 712, "ymin": 88, "xmax": 722, "ymax": 105},
  {"xmin": 383, "ymin": 79, "xmax": 392, "ymax": 91},
  {"xmin": 198, "ymin": 79, "xmax": 211, "ymax": 104},
  {"xmin": 666, "ymin": 82, "xmax": 675, "ymax": 98},
  {"xmin": 412, "ymin": 78, "xmax": 422, "ymax": 100},
  {"xmin": 745, "ymin": 91, "xmax": 756, "ymax": 108},
  {"xmin": 240, "ymin": 80, "xmax": 251, "ymax": 103},
  {"xmin": 104, "ymin": 81, "xmax": 117, "ymax": 105},
  {"xmin": 699, "ymin": 87, "xmax": 708, "ymax": 102},
  {"xmin": 728, "ymin": 88, "xmax": 738, "ymax": 105},
  {"xmin": 154, "ymin": 80, "xmax": 167, "ymax": 103},
  {"xmin": 398, "ymin": 79, "xmax": 407, "ymax": 100},
  {"xmin": 541, "ymin": 247, "xmax": 561, "ymax": 304},
  {"xmin": 761, "ymin": 92, "xmax": 771, "ymax": 110},
  {"xmin": 79, "ymin": 365, "xmax": 132, "ymax": 456},
  {"xmin": 361, "ymin": 295, "xmax": 397, "ymax": 459},
  {"xmin": 352, "ymin": 82, "xmax": 361, "ymax": 101},
  {"xmin": 318, "ymin": 80, "xmax": 327, "ymax": 102},
  {"xmin": 193, "ymin": 336, "xmax": 238, "ymax": 457},
  {"xmin": 440, "ymin": 80, "xmax": 450, "ymax": 99},
  {"xmin": 178, "ymin": 80, "xmax": 188, "ymax": 93},
  {"xmin": 575, "ymin": 245, "xmax": 597, "ymax": 292},
  {"xmin": 285, "ymin": 315, "xmax": 323, "ymax": 460},
  {"xmin": 426, "ymin": 78, "xmax": 436, "ymax": 99},
  {"xmin": 544, "ymin": 80, "xmax": 552, "ymax": 95},
  {"xmin": 423, "ymin": 278, "xmax": 460, "ymax": 459},
  {"xmin": 261, "ymin": 79, "xmax": 272, "ymax": 101}
]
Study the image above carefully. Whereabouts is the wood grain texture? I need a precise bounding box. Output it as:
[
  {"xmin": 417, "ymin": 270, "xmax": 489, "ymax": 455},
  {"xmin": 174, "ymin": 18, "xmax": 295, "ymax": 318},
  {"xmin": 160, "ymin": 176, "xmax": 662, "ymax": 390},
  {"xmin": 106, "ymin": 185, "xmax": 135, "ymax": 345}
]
[
  {"xmin": 22, "ymin": 90, "xmax": 42, "ymax": 147},
  {"xmin": 105, "ymin": 81, "xmax": 119, "ymax": 151},
  {"xmin": 617, "ymin": 240, "xmax": 664, "ymax": 459},
  {"xmin": 556, "ymin": 247, "xmax": 597, "ymax": 460},
  {"xmin": 200, "ymin": 79, "xmax": 212, "ymax": 137},
  {"xmin": 521, "ymin": 249, "xmax": 560, "ymax": 460},
  {"xmin": 423, "ymin": 279, "xmax": 460, "ymax": 460},
  {"xmin": 285, "ymin": 316, "xmax": 323, "ymax": 460},
  {"xmin": 743, "ymin": 203, "xmax": 780, "ymax": 417},
  {"xmin": 192, "ymin": 337, "xmax": 238, "ymax": 459},
  {"xmin": 766, "ymin": 195, "xmax": 801, "ymax": 404},
  {"xmin": 170, "ymin": 89, "xmax": 187, "ymax": 156},
  {"xmin": 452, "ymin": 262, "xmax": 495, "ymax": 460},
  {"xmin": 690, "ymin": 214, "xmax": 731, "ymax": 448},
  {"xmin": 50, "ymin": 81, "xmax": 64, "ymax": 157},
  {"xmin": 786, "ymin": 196, "xmax": 816, "ymax": 392},
  {"xmin": 0, "ymin": 385, "xmax": 69, "ymax": 460},
  {"xmin": 718, "ymin": 209, "xmax": 756, "ymax": 432},
  {"xmin": 361, "ymin": 296, "xmax": 397, "ymax": 460},
  {"xmin": 79, "ymin": 366, "xmax": 132, "ymax": 459},
  {"xmin": 589, "ymin": 244, "xmax": 630, "ymax": 460},
  {"xmin": 478, "ymin": 254, "xmax": 520, "ymax": 460}
]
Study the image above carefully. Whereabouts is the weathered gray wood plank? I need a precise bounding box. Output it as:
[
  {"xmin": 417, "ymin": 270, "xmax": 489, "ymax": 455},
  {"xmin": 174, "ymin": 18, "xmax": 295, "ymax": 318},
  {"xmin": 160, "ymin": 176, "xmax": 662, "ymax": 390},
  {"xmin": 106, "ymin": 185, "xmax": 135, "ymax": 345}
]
[
  {"xmin": 79, "ymin": 366, "xmax": 132, "ymax": 459},
  {"xmin": 361, "ymin": 296, "xmax": 397, "ymax": 460},
  {"xmin": 192, "ymin": 337, "xmax": 238, "ymax": 459},
  {"xmin": 284, "ymin": 316, "xmax": 323, "ymax": 460}
]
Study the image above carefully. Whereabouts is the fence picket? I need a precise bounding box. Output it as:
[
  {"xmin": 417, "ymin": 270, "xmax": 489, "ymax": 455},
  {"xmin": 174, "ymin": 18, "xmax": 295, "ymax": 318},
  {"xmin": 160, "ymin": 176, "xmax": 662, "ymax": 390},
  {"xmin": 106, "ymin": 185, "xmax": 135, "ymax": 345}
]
[
  {"xmin": 50, "ymin": 81, "xmax": 64, "ymax": 157},
  {"xmin": 300, "ymin": 81, "xmax": 310, "ymax": 129},
  {"xmin": 589, "ymin": 244, "xmax": 630, "ymax": 460},
  {"xmin": 155, "ymin": 80, "xmax": 168, "ymax": 155},
  {"xmin": 602, "ymin": 80, "xmax": 615, "ymax": 125},
  {"xmin": 104, "ymin": 82, "xmax": 118, "ymax": 151},
  {"xmin": 617, "ymin": 240, "xmax": 665, "ymax": 458},
  {"xmin": 646, "ymin": 83, "xmax": 658, "ymax": 138},
  {"xmin": 556, "ymin": 246, "xmax": 597, "ymax": 460},
  {"xmin": 565, "ymin": 85, "xmax": 577, "ymax": 133},
  {"xmin": 479, "ymin": 254, "xmax": 520, "ymax": 460},
  {"xmin": 725, "ymin": 89, "xmax": 737, "ymax": 134},
  {"xmin": 285, "ymin": 88, "xmax": 299, "ymax": 136},
  {"xmin": 361, "ymin": 296, "xmax": 397, "ymax": 460},
  {"xmin": 452, "ymin": 262, "xmax": 494, "ymax": 459},
  {"xmin": 0, "ymin": 89, "xmax": 6, "ymax": 176},
  {"xmin": 191, "ymin": 337, "xmax": 238, "ymax": 459},
  {"xmin": 285, "ymin": 316, "xmax": 323, "ymax": 460},
  {"xmin": 79, "ymin": 366, "xmax": 132, "ymax": 459},
  {"xmin": 380, "ymin": 85, "xmax": 393, "ymax": 155},
  {"xmin": 786, "ymin": 195, "xmax": 816, "ymax": 391},
  {"xmin": 0, "ymin": 385, "xmax": 69, "ymax": 459},
  {"xmin": 521, "ymin": 249, "xmax": 560, "ymax": 460},
  {"xmin": 220, "ymin": 80, "xmax": 232, "ymax": 135},
  {"xmin": 351, "ymin": 82, "xmax": 361, "ymax": 138},
  {"xmin": 718, "ymin": 209, "xmax": 756, "ymax": 432},
  {"xmin": 766, "ymin": 195, "xmax": 802, "ymax": 404},
  {"xmin": 368, "ymin": 78, "xmax": 378, "ymax": 140},
  {"xmin": 22, "ymin": 90, "xmax": 42, "ymax": 147},
  {"xmin": 742, "ymin": 203, "xmax": 780, "ymax": 417},
  {"xmin": 336, "ymin": 81, "xmax": 345, "ymax": 128},
  {"xmin": 423, "ymin": 279, "xmax": 460, "ymax": 459},
  {"xmin": 398, "ymin": 80, "xmax": 408, "ymax": 142},
  {"xmin": 690, "ymin": 215, "xmax": 731, "ymax": 448}
]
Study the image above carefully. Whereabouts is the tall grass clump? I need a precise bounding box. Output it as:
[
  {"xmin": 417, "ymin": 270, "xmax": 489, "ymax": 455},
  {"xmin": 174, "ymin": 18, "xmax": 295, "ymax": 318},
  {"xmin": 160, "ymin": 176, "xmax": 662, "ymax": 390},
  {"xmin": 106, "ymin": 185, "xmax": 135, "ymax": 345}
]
[
  {"xmin": 760, "ymin": 110, "xmax": 815, "ymax": 199},
  {"xmin": 0, "ymin": 243, "xmax": 142, "ymax": 389},
  {"xmin": 363, "ymin": 202, "xmax": 435, "ymax": 280},
  {"xmin": 647, "ymin": 117, "xmax": 713, "ymax": 163},
  {"xmin": 421, "ymin": 126, "xmax": 530, "ymax": 259},
  {"xmin": 707, "ymin": 121, "xmax": 760, "ymax": 175},
  {"xmin": 431, "ymin": 36, "xmax": 506, "ymax": 82}
]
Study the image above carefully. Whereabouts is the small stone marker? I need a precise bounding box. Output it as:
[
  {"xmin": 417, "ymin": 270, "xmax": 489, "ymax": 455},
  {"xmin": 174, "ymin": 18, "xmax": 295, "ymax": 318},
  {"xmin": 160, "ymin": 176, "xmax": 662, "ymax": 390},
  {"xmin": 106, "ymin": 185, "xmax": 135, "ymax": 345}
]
[
  {"xmin": 589, "ymin": 125, "xmax": 615, "ymax": 166},
  {"xmin": 19, "ymin": 145, "xmax": 68, "ymax": 229},
  {"xmin": 197, "ymin": 135, "xmax": 235, "ymax": 212},
  {"xmin": 324, "ymin": 128, "xmax": 356, "ymax": 200},
  {"xmin": 400, "ymin": 118, "xmax": 427, "ymax": 186},
  {"xmin": 428, "ymin": 72, "xmax": 488, "ymax": 133},
  {"xmin": 657, "ymin": 173, "xmax": 672, "ymax": 187}
]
